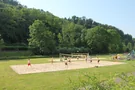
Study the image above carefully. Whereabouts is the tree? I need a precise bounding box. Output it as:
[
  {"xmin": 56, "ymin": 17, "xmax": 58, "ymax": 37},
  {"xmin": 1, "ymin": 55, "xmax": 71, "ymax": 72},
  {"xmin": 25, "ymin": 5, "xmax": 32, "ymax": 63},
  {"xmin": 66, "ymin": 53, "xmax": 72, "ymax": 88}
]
[
  {"xmin": 127, "ymin": 42, "xmax": 132, "ymax": 52},
  {"xmin": 85, "ymin": 26, "xmax": 110, "ymax": 54},
  {"xmin": 0, "ymin": 34, "xmax": 4, "ymax": 45},
  {"xmin": 107, "ymin": 29, "xmax": 121, "ymax": 53},
  {"xmin": 124, "ymin": 34, "xmax": 133, "ymax": 46},
  {"xmin": 122, "ymin": 43, "xmax": 127, "ymax": 52},
  {"xmin": 0, "ymin": 1, "xmax": 134, "ymax": 55},
  {"xmin": 61, "ymin": 22, "xmax": 83, "ymax": 47},
  {"xmin": 0, "ymin": 34, "xmax": 4, "ymax": 51},
  {"xmin": 28, "ymin": 20, "xmax": 55, "ymax": 54},
  {"xmin": 57, "ymin": 33, "xmax": 63, "ymax": 46},
  {"xmin": 133, "ymin": 38, "xmax": 135, "ymax": 50},
  {"xmin": 80, "ymin": 29, "xmax": 87, "ymax": 47},
  {"xmin": 0, "ymin": 0, "xmax": 19, "ymax": 6}
]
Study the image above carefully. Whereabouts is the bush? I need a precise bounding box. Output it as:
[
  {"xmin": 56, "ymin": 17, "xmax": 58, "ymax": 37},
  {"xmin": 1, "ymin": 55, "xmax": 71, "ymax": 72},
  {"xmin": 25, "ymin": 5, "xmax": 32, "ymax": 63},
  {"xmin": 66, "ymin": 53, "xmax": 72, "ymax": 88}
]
[
  {"xmin": 29, "ymin": 47, "xmax": 91, "ymax": 55},
  {"xmin": 0, "ymin": 50, "xmax": 33, "ymax": 60},
  {"xmin": 1, "ymin": 46, "xmax": 29, "ymax": 51},
  {"xmin": 69, "ymin": 72, "xmax": 135, "ymax": 90},
  {"xmin": 0, "ymin": 51, "xmax": 33, "ymax": 57},
  {"xmin": 58, "ymin": 47, "xmax": 90, "ymax": 54}
]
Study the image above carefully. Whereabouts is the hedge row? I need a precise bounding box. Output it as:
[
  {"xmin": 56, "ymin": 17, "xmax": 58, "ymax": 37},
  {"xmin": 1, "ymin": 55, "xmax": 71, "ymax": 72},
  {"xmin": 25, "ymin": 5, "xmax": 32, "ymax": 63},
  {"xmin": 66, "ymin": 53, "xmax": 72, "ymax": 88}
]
[
  {"xmin": 57, "ymin": 47, "xmax": 90, "ymax": 53},
  {"xmin": 0, "ymin": 46, "xmax": 98, "ymax": 55},
  {"xmin": 1, "ymin": 46, "xmax": 29, "ymax": 51},
  {"xmin": 31, "ymin": 47, "xmax": 91, "ymax": 55}
]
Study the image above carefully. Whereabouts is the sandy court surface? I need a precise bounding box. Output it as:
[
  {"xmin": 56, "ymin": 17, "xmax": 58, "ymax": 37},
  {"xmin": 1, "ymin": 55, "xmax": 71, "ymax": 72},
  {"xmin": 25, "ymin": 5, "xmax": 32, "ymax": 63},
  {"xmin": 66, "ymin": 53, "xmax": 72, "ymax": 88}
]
[{"xmin": 10, "ymin": 61, "xmax": 125, "ymax": 74}]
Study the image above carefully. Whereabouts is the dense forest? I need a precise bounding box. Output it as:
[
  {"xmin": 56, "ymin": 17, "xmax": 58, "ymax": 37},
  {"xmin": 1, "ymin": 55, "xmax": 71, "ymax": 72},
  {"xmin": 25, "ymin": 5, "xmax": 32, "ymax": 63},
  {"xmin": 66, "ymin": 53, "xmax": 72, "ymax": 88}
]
[{"xmin": 0, "ymin": 0, "xmax": 134, "ymax": 55}]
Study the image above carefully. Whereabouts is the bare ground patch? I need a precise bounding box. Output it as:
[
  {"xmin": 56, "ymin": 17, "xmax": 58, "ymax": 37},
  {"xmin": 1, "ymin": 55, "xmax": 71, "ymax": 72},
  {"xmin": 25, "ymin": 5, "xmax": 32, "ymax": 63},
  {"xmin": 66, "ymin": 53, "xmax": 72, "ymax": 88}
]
[{"xmin": 10, "ymin": 61, "xmax": 125, "ymax": 74}]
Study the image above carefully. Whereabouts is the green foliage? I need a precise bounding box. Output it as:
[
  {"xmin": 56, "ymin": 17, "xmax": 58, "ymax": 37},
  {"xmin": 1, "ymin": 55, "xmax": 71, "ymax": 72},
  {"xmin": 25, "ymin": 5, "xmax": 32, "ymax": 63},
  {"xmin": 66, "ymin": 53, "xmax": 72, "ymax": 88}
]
[
  {"xmin": 0, "ymin": 1, "xmax": 134, "ymax": 54},
  {"xmin": 58, "ymin": 47, "xmax": 89, "ymax": 53},
  {"xmin": 70, "ymin": 72, "xmax": 135, "ymax": 90},
  {"xmin": 1, "ymin": 46, "xmax": 28, "ymax": 51},
  {"xmin": 57, "ymin": 33, "xmax": 63, "ymax": 45},
  {"xmin": 122, "ymin": 43, "xmax": 127, "ymax": 52},
  {"xmin": 107, "ymin": 29, "xmax": 121, "ymax": 53},
  {"xmin": 127, "ymin": 42, "xmax": 133, "ymax": 51},
  {"xmin": 0, "ymin": 0, "xmax": 19, "ymax": 6},
  {"xmin": 124, "ymin": 34, "xmax": 133, "ymax": 46},
  {"xmin": 85, "ymin": 26, "xmax": 110, "ymax": 54},
  {"xmin": 0, "ymin": 51, "xmax": 33, "ymax": 60},
  {"xmin": 0, "ymin": 34, "xmax": 4, "ymax": 47},
  {"xmin": 28, "ymin": 20, "xmax": 56, "ymax": 54},
  {"xmin": 60, "ymin": 22, "xmax": 83, "ymax": 47}
]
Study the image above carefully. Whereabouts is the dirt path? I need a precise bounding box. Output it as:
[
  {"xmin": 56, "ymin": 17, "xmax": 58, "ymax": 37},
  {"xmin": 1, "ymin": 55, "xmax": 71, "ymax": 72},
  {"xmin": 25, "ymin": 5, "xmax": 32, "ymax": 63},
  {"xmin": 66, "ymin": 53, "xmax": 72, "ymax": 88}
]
[{"xmin": 10, "ymin": 61, "xmax": 125, "ymax": 74}]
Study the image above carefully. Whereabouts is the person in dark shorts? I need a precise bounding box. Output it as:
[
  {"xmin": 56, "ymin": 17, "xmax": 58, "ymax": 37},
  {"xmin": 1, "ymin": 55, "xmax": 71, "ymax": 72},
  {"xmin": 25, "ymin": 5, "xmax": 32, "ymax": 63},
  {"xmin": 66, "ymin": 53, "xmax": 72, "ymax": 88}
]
[
  {"xmin": 65, "ymin": 61, "xmax": 68, "ymax": 65},
  {"xmin": 115, "ymin": 55, "xmax": 117, "ymax": 60},
  {"xmin": 90, "ymin": 59, "xmax": 92, "ymax": 63},
  {"xmin": 97, "ymin": 59, "xmax": 100, "ymax": 63},
  {"xmin": 97, "ymin": 57, "xmax": 100, "ymax": 64},
  {"xmin": 68, "ymin": 57, "xmax": 71, "ymax": 63},
  {"xmin": 65, "ymin": 59, "xmax": 68, "ymax": 68}
]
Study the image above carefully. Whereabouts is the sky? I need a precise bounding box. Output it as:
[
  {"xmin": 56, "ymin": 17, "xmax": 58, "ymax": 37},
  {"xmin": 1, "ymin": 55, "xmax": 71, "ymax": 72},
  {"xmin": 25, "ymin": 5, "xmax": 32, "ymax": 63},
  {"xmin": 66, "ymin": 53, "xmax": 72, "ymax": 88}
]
[{"xmin": 18, "ymin": 0, "xmax": 135, "ymax": 37}]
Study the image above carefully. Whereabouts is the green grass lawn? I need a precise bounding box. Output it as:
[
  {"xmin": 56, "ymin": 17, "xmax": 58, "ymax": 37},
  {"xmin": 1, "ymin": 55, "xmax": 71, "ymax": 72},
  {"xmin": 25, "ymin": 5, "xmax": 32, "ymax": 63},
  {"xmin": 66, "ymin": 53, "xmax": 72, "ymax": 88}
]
[{"xmin": 0, "ymin": 57, "xmax": 135, "ymax": 90}]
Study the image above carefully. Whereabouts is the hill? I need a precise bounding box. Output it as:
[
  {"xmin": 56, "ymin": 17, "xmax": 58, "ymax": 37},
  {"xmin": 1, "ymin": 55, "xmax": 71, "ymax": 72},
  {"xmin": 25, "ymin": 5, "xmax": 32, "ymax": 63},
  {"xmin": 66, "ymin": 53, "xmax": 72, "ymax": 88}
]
[{"xmin": 0, "ymin": 0, "xmax": 134, "ymax": 54}]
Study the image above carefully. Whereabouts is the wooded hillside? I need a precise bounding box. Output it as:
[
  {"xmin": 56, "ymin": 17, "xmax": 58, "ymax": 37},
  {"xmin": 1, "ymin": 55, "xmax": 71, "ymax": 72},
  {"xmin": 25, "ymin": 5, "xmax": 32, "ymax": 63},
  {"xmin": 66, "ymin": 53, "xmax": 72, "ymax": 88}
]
[{"xmin": 0, "ymin": 0, "xmax": 134, "ymax": 54}]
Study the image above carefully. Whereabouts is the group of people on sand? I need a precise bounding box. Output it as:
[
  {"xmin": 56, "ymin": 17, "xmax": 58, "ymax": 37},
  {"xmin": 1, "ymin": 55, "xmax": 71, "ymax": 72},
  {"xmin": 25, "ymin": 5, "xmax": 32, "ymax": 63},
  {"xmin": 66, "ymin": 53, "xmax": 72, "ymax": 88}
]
[
  {"xmin": 27, "ymin": 56, "xmax": 100, "ymax": 67},
  {"xmin": 27, "ymin": 57, "xmax": 54, "ymax": 67},
  {"xmin": 51, "ymin": 56, "xmax": 71, "ymax": 66},
  {"xmin": 85, "ymin": 56, "xmax": 100, "ymax": 64},
  {"xmin": 113, "ymin": 54, "xmax": 120, "ymax": 60},
  {"xmin": 64, "ymin": 56, "xmax": 71, "ymax": 66},
  {"xmin": 27, "ymin": 56, "xmax": 71, "ymax": 67},
  {"xmin": 50, "ymin": 56, "xmax": 71, "ymax": 68}
]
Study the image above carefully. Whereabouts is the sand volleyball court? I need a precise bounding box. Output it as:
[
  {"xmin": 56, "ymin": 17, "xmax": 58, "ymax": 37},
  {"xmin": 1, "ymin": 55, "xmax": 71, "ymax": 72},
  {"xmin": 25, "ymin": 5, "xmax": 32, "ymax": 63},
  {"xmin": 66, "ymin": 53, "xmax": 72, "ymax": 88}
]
[{"xmin": 10, "ymin": 61, "xmax": 125, "ymax": 74}]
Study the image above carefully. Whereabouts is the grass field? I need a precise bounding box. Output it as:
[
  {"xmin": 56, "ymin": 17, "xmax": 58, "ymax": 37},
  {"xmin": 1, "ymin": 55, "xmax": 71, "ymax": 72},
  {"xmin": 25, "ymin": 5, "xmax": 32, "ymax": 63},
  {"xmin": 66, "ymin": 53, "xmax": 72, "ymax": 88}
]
[{"xmin": 0, "ymin": 55, "xmax": 135, "ymax": 90}]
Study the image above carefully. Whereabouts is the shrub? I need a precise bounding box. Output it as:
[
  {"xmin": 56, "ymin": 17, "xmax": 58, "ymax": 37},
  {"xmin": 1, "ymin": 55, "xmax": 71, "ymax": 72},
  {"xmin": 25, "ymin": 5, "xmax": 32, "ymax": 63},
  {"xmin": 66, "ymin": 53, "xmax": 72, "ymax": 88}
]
[
  {"xmin": 69, "ymin": 72, "xmax": 135, "ymax": 90},
  {"xmin": 1, "ymin": 46, "xmax": 29, "ymax": 51},
  {"xmin": 58, "ymin": 47, "xmax": 90, "ymax": 54}
]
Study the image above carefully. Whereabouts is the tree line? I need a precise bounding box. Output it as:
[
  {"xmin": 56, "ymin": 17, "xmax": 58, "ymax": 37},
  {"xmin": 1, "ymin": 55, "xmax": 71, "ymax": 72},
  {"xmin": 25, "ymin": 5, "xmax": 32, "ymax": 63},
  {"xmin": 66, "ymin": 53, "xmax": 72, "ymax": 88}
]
[{"xmin": 0, "ymin": 0, "xmax": 134, "ymax": 54}]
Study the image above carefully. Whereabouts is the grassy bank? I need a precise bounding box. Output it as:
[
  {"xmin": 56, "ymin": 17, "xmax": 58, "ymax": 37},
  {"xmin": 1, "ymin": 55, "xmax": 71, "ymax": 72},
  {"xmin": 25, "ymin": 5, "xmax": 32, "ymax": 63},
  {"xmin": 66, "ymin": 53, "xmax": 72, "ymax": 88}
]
[{"xmin": 0, "ymin": 57, "xmax": 135, "ymax": 90}]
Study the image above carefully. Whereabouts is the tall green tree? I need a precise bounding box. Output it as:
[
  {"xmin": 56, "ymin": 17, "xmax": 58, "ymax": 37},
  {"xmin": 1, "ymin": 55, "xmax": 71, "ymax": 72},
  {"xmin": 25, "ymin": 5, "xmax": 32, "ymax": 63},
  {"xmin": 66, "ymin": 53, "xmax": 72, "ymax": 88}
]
[
  {"xmin": 122, "ymin": 43, "xmax": 127, "ymax": 52},
  {"xmin": 127, "ymin": 42, "xmax": 132, "ymax": 52},
  {"xmin": 61, "ymin": 22, "xmax": 83, "ymax": 47},
  {"xmin": 28, "ymin": 20, "xmax": 55, "ymax": 54},
  {"xmin": 0, "ymin": 34, "xmax": 4, "ymax": 45},
  {"xmin": 0, "ymin": 34, "xmax": 4, "ymax": 51},
  {"xmin": 85, "ymin": 26, "xmax": 110, "ymax": 54},
  {"xmin": 107, "ymin": 29, "xmax": 121, "ymax": 53},
  {"xmin": 0, "ymin": 1, "xmax": 134, "ymax": 55}
]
